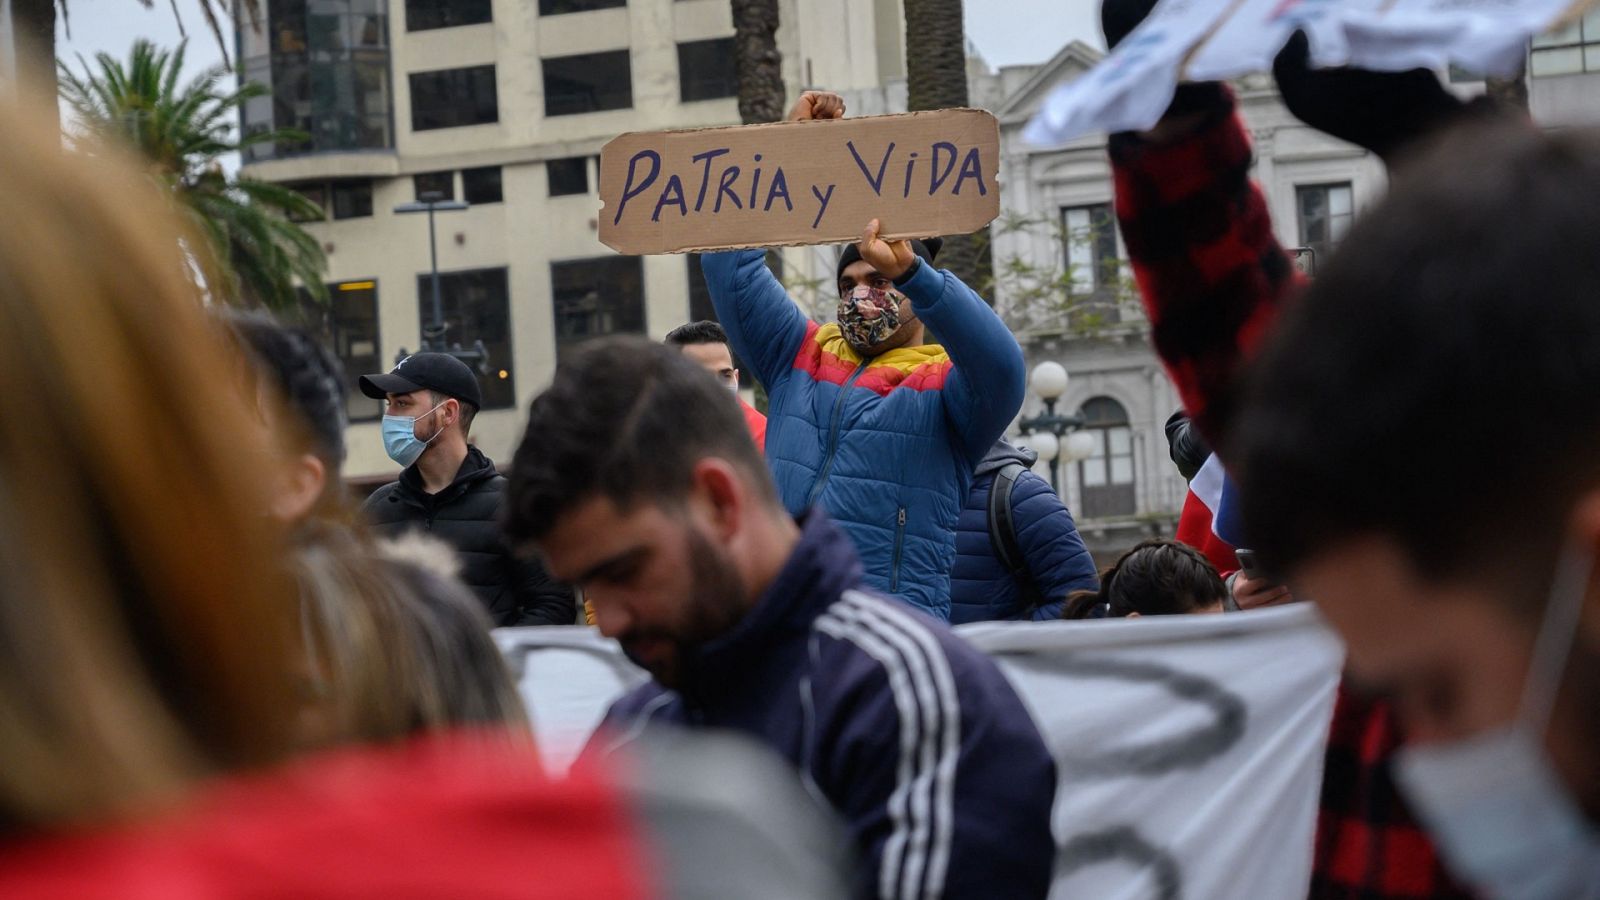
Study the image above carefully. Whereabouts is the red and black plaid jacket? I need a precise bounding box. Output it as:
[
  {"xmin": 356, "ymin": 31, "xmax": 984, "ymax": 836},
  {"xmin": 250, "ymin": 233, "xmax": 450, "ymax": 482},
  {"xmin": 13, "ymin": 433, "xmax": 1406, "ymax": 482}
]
[{"xmin": 1107, "ymin": 89, "xmax": 1472, "ymax": 899}]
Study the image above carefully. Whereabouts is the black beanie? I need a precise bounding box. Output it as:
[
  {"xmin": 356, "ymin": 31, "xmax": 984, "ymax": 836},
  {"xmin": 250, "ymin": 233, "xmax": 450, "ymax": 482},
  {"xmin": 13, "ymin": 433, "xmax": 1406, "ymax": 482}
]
[{"xmin": 836, "ymin": 236, "xmax": 944, "ymax": 282}]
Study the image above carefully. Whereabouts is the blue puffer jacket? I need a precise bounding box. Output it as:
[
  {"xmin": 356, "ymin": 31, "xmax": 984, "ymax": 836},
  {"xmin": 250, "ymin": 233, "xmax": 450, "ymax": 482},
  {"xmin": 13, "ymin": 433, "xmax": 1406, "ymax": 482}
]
[
  {"xmin": 949, "ymin": 440, "xmax": 1099, "ymax": 623},
  {"xmin": 703, "ymin": 249, "xmax": 1025, "ymax": 619}
]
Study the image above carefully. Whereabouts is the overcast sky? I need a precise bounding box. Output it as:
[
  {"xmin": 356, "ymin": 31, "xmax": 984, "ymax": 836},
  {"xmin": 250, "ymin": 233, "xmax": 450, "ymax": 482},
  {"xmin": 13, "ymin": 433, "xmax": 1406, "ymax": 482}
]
[
  {"xmin": 57, "ymin": 0, "xmax": 228, "ymax": 80},
  {"xmin": 57, "ymin": 0, "xmax": 1103, "ymax": 84}
]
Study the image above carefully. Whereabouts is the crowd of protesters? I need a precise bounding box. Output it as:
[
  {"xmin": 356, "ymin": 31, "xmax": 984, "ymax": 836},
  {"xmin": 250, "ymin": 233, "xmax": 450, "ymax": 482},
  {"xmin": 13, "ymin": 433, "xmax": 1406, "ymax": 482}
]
[{"xmin": 0, "ymin": 0, "xmax": 1597, "ymax": 893}]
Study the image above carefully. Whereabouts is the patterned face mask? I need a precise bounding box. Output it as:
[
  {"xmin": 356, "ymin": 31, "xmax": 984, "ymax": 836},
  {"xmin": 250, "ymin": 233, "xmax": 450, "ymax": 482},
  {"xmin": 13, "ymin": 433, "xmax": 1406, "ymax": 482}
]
[{"xmin": 837, "ymin": 285, "xmax": 904, "ymax": 350}]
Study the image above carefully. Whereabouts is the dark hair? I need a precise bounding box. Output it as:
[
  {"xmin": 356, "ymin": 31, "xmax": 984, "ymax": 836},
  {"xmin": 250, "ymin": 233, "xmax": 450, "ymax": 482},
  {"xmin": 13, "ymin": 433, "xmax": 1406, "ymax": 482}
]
[
  {"xmin": 504, "ymin": 336, "xmax": 775, "ymax": 544},
  {"xmin": 1062, "ymin": 539, "xmax": 1226, "ymax": 619},
  {"xmin": 1230, "ymin": 121, "xmax": 1600, "ymax": 604},
  {"xmin": 427, "ymin": 390, "xmax": 477, "ymax": 436},
  {"xmin": 226, "ymin": 310, "xmax": 348, "ymax": 466},
  {"xmin": 835, "ymin": 236, "xmax": 944, "ymax": 283},
  {"xmin": 664, "ymin": 320, "xmax": 729, "ymax": 347}
]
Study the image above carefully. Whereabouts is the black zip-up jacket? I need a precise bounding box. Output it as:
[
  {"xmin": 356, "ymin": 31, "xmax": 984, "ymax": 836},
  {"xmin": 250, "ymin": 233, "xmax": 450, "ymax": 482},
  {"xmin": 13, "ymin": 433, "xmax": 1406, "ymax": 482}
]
[{"xmin": 361, "ymin": 446, "xmax": 575, "ymax": 627}]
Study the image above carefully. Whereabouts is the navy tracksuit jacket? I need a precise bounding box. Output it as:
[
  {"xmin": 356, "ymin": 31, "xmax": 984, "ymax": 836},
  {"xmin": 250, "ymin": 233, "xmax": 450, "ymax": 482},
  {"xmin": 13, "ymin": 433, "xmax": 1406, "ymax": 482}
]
[{"xmin": 590, "ymin": 511, "xmax": 1056, "ymax": 899}]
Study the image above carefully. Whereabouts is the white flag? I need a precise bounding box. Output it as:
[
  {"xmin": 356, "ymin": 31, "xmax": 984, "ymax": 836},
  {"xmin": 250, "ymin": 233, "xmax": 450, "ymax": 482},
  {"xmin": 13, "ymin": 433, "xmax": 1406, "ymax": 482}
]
[
  {"xmin": 1025, "ymin": 0, "xmax": 1592, "ymax": 146},
  {"xmin": 958, "ymin": 604, "xmax": 1345, "ymax": 900},
  {"xmin": 501, "ymin": 605, "xmax": 1346, "ymax": 897}
]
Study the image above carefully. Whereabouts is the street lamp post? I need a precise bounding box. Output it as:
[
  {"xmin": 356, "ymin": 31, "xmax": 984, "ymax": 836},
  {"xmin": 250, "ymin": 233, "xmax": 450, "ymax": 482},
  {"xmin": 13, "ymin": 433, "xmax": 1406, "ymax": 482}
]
[
  {"xmin": 393, "ymin": 191, "xmax": 491, "ymax": 372},
  {"xmin": 1017, "ymin": 360, "xmax": 1094, "ymax": 493}
]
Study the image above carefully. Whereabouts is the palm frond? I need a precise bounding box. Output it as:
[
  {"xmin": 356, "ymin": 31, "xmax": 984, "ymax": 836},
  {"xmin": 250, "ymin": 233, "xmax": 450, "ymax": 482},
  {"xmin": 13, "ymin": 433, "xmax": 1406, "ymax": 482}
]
[{"xmin": 60, "ymin": 34, "xmax": 327, "ymax": 310}]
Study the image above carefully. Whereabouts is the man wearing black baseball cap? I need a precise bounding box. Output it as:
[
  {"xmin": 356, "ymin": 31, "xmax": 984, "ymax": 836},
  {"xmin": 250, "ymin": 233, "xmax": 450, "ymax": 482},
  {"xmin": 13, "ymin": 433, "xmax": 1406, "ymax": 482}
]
[{"xmin": 359, "ymin": 352, "xmax": 575, "ymax": 627}]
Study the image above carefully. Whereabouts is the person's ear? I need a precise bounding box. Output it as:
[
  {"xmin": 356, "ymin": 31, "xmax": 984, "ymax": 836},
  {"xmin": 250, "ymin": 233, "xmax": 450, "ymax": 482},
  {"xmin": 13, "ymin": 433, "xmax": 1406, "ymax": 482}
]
[
  {"xmin": 732, "ymin": 369, "xmax": 741, "ymax": 389},
  {"xmin": 691, "ymin": 458, "xmax": 745, "ymax": 542},
  {"xmin": 270, "ymin": 453, "xmax": 327, "ymax": 523}
]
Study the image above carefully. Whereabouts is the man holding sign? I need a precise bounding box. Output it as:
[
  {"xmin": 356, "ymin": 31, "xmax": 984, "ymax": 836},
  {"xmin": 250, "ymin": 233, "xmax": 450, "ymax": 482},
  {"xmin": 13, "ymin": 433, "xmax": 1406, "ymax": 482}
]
[{"xmin": 699, "ymin": 93, "xmax": 1025, "ymax": 621}]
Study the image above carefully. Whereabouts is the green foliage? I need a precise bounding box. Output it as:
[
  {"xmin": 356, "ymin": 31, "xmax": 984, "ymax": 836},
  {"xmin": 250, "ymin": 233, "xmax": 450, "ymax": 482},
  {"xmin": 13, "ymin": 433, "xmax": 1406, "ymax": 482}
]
[
  {"xmin": 985, "ymin": 211, "xmax": 1142, "ymax": 339},
  {"xmin": 59, "ymin": 39, "xmax": 327, "ymax": 309}
]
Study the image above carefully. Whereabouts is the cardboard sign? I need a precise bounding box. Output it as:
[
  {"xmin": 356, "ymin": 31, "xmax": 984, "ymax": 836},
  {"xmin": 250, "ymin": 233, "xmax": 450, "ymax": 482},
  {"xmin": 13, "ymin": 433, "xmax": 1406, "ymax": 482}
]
[{"xmin": 598, "ymin": 109, "xmax": 1001, "ymax": 255}]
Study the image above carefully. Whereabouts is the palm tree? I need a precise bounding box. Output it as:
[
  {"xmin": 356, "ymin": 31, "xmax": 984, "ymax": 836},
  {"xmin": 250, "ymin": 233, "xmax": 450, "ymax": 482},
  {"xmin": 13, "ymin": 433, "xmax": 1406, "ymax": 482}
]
[
  {"xmin": 59, "ymin": 39, "xmax": 326, "ymax": 308},
  {"xmin": 10, "ymin": 0, "xmax": 259, "ymax": 131},
  {"xmin": 731, "ymin": 0, "xmax": 786, "ymax": 125},
  {"xmin": 902, "ymin": 0, "xmax": 992, "ymax": 295}
]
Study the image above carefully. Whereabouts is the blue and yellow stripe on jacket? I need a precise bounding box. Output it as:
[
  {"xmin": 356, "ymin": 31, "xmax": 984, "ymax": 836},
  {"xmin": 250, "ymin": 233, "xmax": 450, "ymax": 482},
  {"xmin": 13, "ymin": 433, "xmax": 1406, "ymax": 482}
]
[
  {"xmin": 703, "ymin": 248, "xmax": 1026, "ymax": 619},
  {"xmin": 761, "ymin": 321, "xmax": 968, "ymax": 616}
]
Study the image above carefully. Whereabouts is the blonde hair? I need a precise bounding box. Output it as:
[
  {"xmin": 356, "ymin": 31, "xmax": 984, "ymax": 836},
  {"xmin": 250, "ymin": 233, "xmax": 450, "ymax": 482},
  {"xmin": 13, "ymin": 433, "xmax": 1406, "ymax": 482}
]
[
  {"xmin": 0, "ymin": 100, "xmax": 302, "ymax": 828},
  {"xmin": 293, "ymin": 525, "xmax": 531, "ymax": 748}
]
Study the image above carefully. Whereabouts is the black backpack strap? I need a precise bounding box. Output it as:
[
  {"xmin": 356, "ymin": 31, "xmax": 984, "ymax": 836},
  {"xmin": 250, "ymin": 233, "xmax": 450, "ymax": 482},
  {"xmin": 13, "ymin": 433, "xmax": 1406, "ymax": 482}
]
[{"xmin": 987, "ymin": 463, "xmax": 1047, "ymax": 610}]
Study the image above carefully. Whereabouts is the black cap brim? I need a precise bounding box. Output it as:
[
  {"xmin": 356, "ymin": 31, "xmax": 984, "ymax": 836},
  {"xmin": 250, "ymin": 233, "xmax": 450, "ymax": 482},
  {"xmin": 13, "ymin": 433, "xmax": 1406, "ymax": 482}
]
[{"xmin": 358, "ymin": 372, "xmax": 423, "ymax": 400}]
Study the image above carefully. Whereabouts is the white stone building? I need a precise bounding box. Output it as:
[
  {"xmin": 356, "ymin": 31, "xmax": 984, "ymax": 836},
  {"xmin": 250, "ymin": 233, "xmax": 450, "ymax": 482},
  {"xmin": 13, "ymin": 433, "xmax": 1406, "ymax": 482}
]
[
  {"xmin": 237, "ymin": 0, "xmax": 907, "ymax": 480},
  {"xmin": 970, "ymin": 28, "xmax": 1600, "ymax": 560},
  {"xmin": 981, "ymin": 42, "xmax": 1387, "ymax": 558},
  {"xmin": 233, "ymin": 0, "xmax": 1600, "ymax": 528}
]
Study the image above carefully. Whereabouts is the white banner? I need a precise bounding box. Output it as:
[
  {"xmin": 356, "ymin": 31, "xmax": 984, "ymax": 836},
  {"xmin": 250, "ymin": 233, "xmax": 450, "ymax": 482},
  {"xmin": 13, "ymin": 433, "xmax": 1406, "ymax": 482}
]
[
  {"xmin": 498, "ymin": 605, "xmax": 1345, "ymax": 896},
  {"xmin": 493, "ymin": 626, "xmax": 649, "ymax": 775},
  {"xmin": 959, "ymin": 604, "xmax": 1344, "ymax": 900},
  {"xmin": 1024, "ymin": 0, "xmax": 1591, "ymax": 146}
]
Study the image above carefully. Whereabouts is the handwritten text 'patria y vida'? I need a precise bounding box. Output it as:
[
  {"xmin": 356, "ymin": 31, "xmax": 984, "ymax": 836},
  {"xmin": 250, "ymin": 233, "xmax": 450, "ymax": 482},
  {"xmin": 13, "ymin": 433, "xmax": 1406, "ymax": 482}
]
[{"xmin": 610, "ymin": 140, "xmax": 991, "ymax": 230}]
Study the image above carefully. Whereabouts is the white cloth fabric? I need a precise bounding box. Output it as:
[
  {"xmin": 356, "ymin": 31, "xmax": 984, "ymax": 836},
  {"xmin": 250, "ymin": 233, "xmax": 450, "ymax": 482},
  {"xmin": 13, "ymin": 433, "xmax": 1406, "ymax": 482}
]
[
  {"xmin": 493, "ymin": 626, "xmax": 649, "ymax": 775},
  {"xmin": 958, "ymin": 604, "xmax": 1344, "ymax": 900},
  {"xmin": 498, "ymin": 605, "xmax": 1345, "ymax": 896},
  {"xmin": 1024, "ymin": 0, "xmax": 1584, "ymax": 146}
]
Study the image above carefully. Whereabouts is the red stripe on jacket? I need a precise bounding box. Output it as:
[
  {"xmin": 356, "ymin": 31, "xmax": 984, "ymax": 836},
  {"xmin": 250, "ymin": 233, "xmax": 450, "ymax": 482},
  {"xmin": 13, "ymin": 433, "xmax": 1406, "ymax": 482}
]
[{"xmin": 791, "ymin": 320, "xmax": 954, "ymax": 396}]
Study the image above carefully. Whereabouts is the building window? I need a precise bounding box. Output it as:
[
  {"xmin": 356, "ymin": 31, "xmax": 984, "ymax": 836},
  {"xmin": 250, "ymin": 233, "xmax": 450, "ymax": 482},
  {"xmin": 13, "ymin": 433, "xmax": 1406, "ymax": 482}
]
[
  {"xmin": 406, "ymin": 0, "xmax": 491, "ymax": 31},
  {"xmin": 1062, "ymin": 203, "xmax": 1122, "ymax": 322},
  {"xmin": 331, "ymin": 179, "xmax": 373, "ymax": 219},
  {"xmin": 416, "ymin": 267, "xmax": 516, "ymax": 410},
  {"xmin": 296, "ymin": 279, "xmax": 382, "ymax": 422},
  {"xmin": 239, "ymin": 0, "xmax": 393, "ymax": 162},
  {"xmin": 539, "ymin": 0, "xmax": 626, "ymax": 14},
  {"xmin": 285, "ymin": 179, "xmax": 369, "ymax": 220},
  {"xmin": 287, "ymin": 182, "xmax": 327, "ymax": 222},
  {"xmin": 678, "ymin": 38, "xmax": 736, "ymax": 102},
  {"xmin": 410, "ymin": 65, "xmax": 499, "ymax": 131},
  {"xmin": 413, "ymin": 171, "xmax": 455, "ymax": 201},
  {"xmin": 1296, "ymin": 183, "xmax": 1353, "ymax": 261},
  {"xmin": 551, "ymin": 256, "xmax": 645, "ymax": 356},
  {"xmin": 543, "ymin": 51, "xmax": 633, "ymax": 116},
  {"xmin": 331, "ymin": 280, "xmax": 383, "ymax": 421},
  {"xmin": 462, "ymin": 166, "xmax": 503, "ymax": 204},
  {"xmin": 1531, "ymin": 11, "xmax": 1600, "ymax": 76},
  {"xmin": 1077, "ymin": 396, "xmax": 1136, "ymax": 519},
  {"xmin": 546, "ymin": 157, "xmax": 589, "ymax": 196}
]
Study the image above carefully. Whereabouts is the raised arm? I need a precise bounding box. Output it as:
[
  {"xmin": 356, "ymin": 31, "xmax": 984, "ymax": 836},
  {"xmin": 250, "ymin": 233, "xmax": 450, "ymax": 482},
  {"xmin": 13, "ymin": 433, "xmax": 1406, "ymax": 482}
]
[
  {"xmin": 697, "ymin": 90, "xmax": 853, "ymax": 393},
  {"xmin": 857, "ymin": 220, "xmax": 1026, "ymax": 464},
  {"xmin": 1109, "ymin": 86, "xmax": 1299, "ymax": 446},
  {"xmin": 700, "ymin": 249, "xmax": 810, "ymax": 391}
]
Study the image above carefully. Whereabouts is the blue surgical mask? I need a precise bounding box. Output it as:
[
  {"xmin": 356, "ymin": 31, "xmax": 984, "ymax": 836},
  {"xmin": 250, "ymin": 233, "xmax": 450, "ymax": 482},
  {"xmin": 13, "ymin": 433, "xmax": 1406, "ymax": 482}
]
[
  {"xmin": 1393, "ymin": 543, "xmax": 1600, "ymax": 900},
  {"xmin": 381, "ymin": 400, "xmax": 446, "ymax": 467}
]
